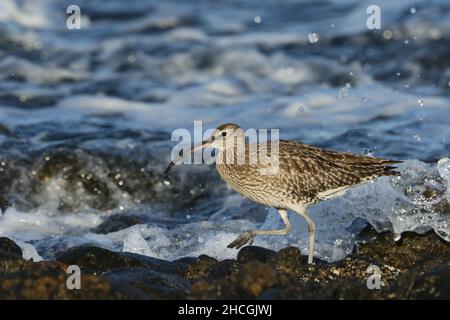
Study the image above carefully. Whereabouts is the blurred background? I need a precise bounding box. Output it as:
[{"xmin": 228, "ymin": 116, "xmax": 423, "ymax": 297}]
[{"xmin": 0, "ymin": 0, "xmax": 449, "ymax": 262}]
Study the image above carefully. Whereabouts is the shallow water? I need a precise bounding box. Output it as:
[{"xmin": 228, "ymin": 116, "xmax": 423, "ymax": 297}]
[{"xmin": 0, "ymin": 0, "xmax": 450, "ymax": 262}]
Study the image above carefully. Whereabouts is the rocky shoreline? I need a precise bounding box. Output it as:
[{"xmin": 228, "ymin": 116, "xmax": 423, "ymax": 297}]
[{"xmin": 1, "ymin": 227, "xmax": 449, "ymax": 299}]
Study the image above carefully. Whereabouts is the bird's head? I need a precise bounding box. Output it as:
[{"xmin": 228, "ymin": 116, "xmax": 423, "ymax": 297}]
[
  {"xmin": 207, "ymin": 123, "xmax": 243, "ymax": 149},
  {"xmin": 164, "ymin": 123, "xmax": 243, "ymax": 175}
]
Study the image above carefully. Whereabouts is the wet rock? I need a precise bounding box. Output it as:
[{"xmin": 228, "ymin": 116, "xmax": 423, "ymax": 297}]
[
  {"xmin": 0, "ymin": 240, "xmax": 123, "ymax": 299},
  {"xmin": 0, "ymin": 259, "xmax": 123, "ymax": 299},
  {"xmin": 57, "ymin": 246, "xmax": 188, "ymax": 275},
  {"xmin": 103, "ymin": 268, "xmax": 190, "ymax": 299},
  {"xmin": 356, "ymin": 230, "xmax": 450, "ymax": 274},
  {"xmin": 1, "ymin": 228, "xmax": 450, "ymax": 299},
  {"xmin": 187, "ymin": 255, "xmax": 239, "ymax": 282},
  {"xmin": 0, "ymin": 195, "xmax": 10, "ymax": 213},
  {"xmin": 190, "ymin": 261, "xmax": 289, "ymax": 299},
  {"xmin": 92, "ymin": 214, "xmax": 147, "ymax": 234},
  {"xmin": 35, "ymin": 149, "xmax": 117, "ymax": 212},
  {"xmin": 0, "ymin": 237, "xmax": 22, "ymax": 259},
  {"xmin": 236, "ymin": 246, "xmax": 276, "ymax": 264},
  {"xmin": 0, "ymin": 123, "xmax": 14, "ymax": 136},
  {"xmin": 185, "ymin": 255, "xmax": 219, "ymax": 281},
  {"xmin": 408, "ymin": 266, "xmax": 450, "ymax": 299},
  {"xmin": 269, "ymin": 246, "xmax": 303, "ymax": 275},
  {"xmin": 189, "ymin": 229, "xmax": 450, "ymax": 299}
]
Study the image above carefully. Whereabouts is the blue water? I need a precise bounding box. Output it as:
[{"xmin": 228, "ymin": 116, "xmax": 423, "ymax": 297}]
[{"xmin": 0, "ymin": 0, "xmax": 449, "ymax": 262}]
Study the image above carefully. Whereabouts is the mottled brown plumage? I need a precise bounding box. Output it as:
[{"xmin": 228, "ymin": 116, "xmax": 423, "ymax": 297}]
[
  {"xmin": 165, "ymin": 123, "xmax": 402, "ymax": 264},
  {"xmin": 216, "ymin": 140, "xmax": 400, "ymax": 206}
]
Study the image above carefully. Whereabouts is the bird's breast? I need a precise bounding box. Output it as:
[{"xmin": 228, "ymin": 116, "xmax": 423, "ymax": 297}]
[{"xmin": 215, "ymin": 162, "xmax": 295, "ymax": 207}]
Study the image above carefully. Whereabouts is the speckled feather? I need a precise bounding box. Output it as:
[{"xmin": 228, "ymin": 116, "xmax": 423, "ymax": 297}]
[{"xmin": 216, "ymin": 140, "xmax": 401, "ymax": 208}]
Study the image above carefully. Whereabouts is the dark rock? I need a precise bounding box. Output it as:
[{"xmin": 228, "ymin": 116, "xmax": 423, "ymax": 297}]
[
  {"xmin": 236, "ymin": 245, "xmax": 276, "ymax": 264},
  {"xmin": 174, "ymin": 257, "xmax": 197, "ymax": 264},
  {"xmin": 103, "ymin": 268, "xmax": 191, "ymax": 299},
  {"xmin": 57, "ymin": 245, "xmax": 189, "ymax": 275},
  {"xmin": 93, "ymin": 214, "xmax": 147, "ymax": 234},
  {"xmin": 269, "ymin": 246, "xmax": 303, "ymax": 274},
  {"xmin": 0, "ymin": 258, "xmax": 123, "ymax": 299},
  {"xmin": 185, "ymin": 255, "xmax": 219, "ymax": 281},
  {"xmin": 0, "ymin": 195, "xmax": 10, "ymax": 213},
  {"xmin": 0, "ymin": 237, "xmax": 22, "ymax": 260},
  {"xmin": 190, "ymin": 261, "xmax": 288, "ymax": 299},
  {"xmin": 357, "ymin": 230, "xmax": 450, "ymax": 274},
  {"xmin": 37, "ymin": 149, "xmax": 117, "ymax": 211},
  {"xmin": 2, "ymin": 226, "xmax": 450, "ymax": 299},
  {"xmin": 190, "ymin": 229, "xmax": 450, "ymax": 299},
  {"xmin": 409, "ymin": 265, "xmax": 450, "ymax": 299},
  {"xmin": 0, "ymin": 123, "xmax": 14, "ymax": 136}
]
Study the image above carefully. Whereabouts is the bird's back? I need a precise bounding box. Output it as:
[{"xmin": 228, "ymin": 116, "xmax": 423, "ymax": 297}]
[
  {"xmin": 216, "ymin": 140, "xmax": 401, "ymax": 207},
  {"xmin": 276, "ymin": 140, "xmax": 401, "ymax": 202}
]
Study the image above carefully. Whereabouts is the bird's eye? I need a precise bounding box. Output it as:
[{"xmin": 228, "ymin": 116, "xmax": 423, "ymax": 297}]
[{"xmin": 221, "ymin": 132, "xmax": 227, "ymax": 137}]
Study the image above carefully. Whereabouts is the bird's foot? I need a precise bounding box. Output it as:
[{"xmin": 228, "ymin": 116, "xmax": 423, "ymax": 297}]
[{"xmin": 227, "ymin": 231, "xmax": 255, "ymax": 249}]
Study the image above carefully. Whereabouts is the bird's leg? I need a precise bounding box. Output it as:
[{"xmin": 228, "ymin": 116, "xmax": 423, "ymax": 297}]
[
  {"xmin": 227, "ymin": 209, "xmax": 292, "ymax": 249},
  {"xmin": 293, "ymin": 206, "xmax": 315, "ymax": 264}
]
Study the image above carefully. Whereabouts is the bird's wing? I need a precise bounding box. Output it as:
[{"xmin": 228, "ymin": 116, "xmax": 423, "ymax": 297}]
[{"xmin": 276, "ymin": 140, "xmax": 401, "ymax": 201}]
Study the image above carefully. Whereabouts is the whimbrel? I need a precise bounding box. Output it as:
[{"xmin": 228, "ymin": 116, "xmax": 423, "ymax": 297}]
[{"xmin": 165, "ymin": 123, "xmax": 402, "ymax": 264}]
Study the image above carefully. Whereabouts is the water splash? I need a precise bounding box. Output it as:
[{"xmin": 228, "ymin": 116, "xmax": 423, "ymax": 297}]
[{"xmin": 1, "ymin": 158, "xmax": 449, "ymax": 262}]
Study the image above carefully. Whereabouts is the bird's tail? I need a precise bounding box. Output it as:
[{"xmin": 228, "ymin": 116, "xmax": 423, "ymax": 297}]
[{"xmin": 381, "ymin": 160, "xmax": 403, "ymax": 176}]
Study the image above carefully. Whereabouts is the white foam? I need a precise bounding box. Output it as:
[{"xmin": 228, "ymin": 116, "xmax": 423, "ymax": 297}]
[
  {"xmin": 14, "ymin": 240, "xmax": 44, "ymax": 262},
  {"xmin": 0, "ymin": 0, "xmax": 51, "ymax": 29},
  {"xmin": 0, "ymin": 207, "xmax": 103, "ymax": 241},
  {"xmin": 437, "ymin": 158, "xmax": 450, "ymax": 203},
  {"xmin": 122, "ymin": 227, "xmax": 155, "ymax": 257},
  {"xmin": 0, "ymin": 56, "xmax": 88, "ymax": 85}
]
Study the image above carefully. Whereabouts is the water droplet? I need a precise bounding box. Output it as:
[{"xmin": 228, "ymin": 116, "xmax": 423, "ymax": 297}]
[
  {"xmin": 163, "ymin": 180, "xmax": 171, "ymax": 186},
  {"xmin": 430, "ymin": 28, "xmax": 441, "ymax": 40},
  {"xmin": 410, "ymin": 7, "xmax": 416, "ymax": 14},
  {"xmin": 308, "ymin": 32, "xmax": 319, "ymax": 43},
  {"xmin": 44, "ymin": 156, "xmax": 50, "ymax": 161},
  {"xmin": 417, "ymin": 99, "xmax": 424, "ymax": 107},
  {"xmin": 396, "ymin": 72, "xmax": 401, "ymax": 76},
  {"xmin": 127, "ymin": 55, "xmax": 136, "ymax": 63},
  {"xmin": 338, "ymin": 83, "xmax": 351, "ymax": 98},
  {"xmin": 254, "ymin": 16, "xmax": 262, "ymax": 24},
  {"xmin": 382, "ymin": 30, "xmax": 393, "ymax": 40}
]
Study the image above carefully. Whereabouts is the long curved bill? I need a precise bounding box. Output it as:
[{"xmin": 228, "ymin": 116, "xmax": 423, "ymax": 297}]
[{"xmin": 163, "ymin": 139, "xmax": 212, "ymax": 176}]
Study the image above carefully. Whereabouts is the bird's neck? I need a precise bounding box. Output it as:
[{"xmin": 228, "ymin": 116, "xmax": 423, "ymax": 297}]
[{"xmin": 216, "ymin": 137, "xmax": 246, "ymax": 165}]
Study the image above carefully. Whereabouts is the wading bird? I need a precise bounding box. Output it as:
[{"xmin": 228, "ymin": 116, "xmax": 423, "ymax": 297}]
[{"xmin": 165, "ymin": 123, "xmax": 402, "ymax": 264}]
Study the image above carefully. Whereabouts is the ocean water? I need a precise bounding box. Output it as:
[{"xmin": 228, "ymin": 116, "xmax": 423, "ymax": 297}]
[{"xmin": 0, "ymin": 0, "xmax": 450, "ymax": 262}]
